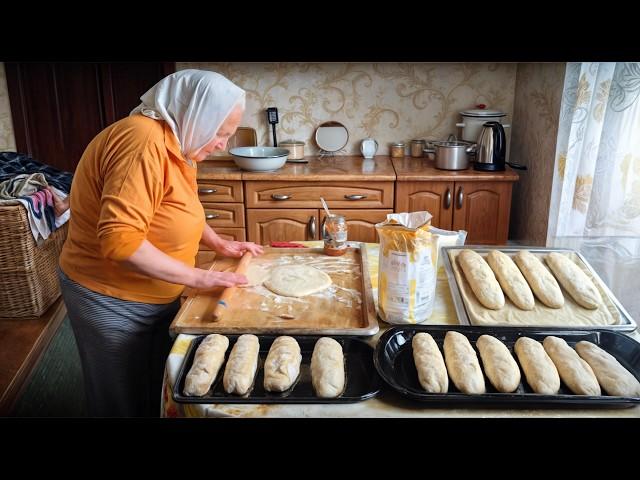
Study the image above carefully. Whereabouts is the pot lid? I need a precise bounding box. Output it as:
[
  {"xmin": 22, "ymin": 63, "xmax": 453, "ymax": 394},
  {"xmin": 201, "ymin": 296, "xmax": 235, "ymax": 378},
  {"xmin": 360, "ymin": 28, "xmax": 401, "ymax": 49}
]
[{"xmin": 460, "ymin": 108, "xmax": 507, "ymax": 117}]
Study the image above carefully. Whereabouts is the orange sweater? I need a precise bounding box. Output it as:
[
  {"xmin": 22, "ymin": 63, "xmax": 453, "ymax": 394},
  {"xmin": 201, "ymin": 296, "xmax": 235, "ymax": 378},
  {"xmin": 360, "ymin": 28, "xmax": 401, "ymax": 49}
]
[{"xmin": 59, "ymin": 115, "xmax": 205, "ymax": 303}]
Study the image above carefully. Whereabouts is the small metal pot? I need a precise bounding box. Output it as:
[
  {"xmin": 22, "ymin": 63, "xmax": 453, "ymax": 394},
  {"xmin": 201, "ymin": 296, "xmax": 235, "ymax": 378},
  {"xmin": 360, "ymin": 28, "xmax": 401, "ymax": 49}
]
[{"xmin": 424, "ymin": 140, "xmax": 476, "ymax": 170}]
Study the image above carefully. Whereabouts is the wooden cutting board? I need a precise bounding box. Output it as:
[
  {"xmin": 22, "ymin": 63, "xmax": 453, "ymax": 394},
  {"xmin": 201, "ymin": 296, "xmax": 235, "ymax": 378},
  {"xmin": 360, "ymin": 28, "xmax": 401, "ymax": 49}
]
[{"xmin": 170, "ymin": 246, "xmax": 378, "ymax": 336}]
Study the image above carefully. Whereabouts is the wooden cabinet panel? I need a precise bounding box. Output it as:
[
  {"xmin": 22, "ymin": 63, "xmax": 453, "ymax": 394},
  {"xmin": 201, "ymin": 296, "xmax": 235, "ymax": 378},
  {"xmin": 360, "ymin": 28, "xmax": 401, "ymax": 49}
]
[
  {"xmin": 452, "ymin": 182, "xmax": 513, "ymax": 245},
  {"xmin": 245, "ymin": 181, "xmax": 393, "ymax": 209},
  {"xmin": 247, "ymin": 209, "xmax": 318, "ymax": 244},
  {"xmin": 197, "ymin": 181, "xmax": 243, "ymax": 203},
  {"xmin": 202, "ymin": 203, "xmax": 244, "ymax": 228},
  {"xmin": 199, "ymin": 227, "xmax": 246, "ymax": 251},
  {"xmin": 395, "ymin": 181, "xmax": 454, "ymax": 229},
  {"xmin": 6, "ymin": 62, "xmax": 174, "ymax": 172},
  {"xmin": 320, "ymin": 210, "xmax": 392, "ymax": 243}
]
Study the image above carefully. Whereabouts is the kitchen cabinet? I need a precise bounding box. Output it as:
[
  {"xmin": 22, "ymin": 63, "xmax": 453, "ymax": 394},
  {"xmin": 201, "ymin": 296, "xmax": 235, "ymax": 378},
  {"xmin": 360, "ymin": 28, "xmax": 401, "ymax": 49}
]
[
  {"xmin": 244, "ymin": 178, "xmax": 394, "ymax": 244},
  {"xmin": 246, "ymin": 208, "xmax": 392, "ymax": 244},
  {"xmin": 393, "ymin": 158, "xmax": 518, "ymax": 245}
]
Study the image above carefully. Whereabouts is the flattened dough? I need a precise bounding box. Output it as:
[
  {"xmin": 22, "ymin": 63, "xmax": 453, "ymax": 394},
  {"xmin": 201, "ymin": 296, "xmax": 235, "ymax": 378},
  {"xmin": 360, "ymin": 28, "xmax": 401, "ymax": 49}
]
[
  {"xmin": 242, "ymin": 264, "xmax": 271, "ymax": 287},
  {"xmin": 264, "ymin": 265, "xmax": 332, "ymax": 297}
]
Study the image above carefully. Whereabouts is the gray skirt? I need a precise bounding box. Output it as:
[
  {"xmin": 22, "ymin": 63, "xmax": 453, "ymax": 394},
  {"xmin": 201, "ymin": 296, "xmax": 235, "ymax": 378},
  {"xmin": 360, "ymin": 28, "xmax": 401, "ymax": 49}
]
[{"xmin": 58, "ymin": 267, "xmax": 180, "ymax": 417}]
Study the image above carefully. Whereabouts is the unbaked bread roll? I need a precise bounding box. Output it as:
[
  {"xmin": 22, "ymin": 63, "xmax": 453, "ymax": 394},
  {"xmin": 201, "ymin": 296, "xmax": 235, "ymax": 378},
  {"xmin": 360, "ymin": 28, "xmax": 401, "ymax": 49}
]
[
  {"xmin": 543, "ymin": 336, "xmax": 601, "ymax": 396},
  {"xmin": 486, "ymin": 250, "xmax": 535, "ymax": 310},
  {"xmin": 263, "ymin": 336, "xmax": 302, "ymax": 392},
  {"xmin": 476, "ymin": 334, "xmax": 521, "ymax": 393},
  {"xmin": 545, "ymin": 252, "xmax": 602, "ymax": 310},
  {"xmin": 443, "ymin": 331, "xmax": 486, "ymax": 394},
  {"xmin": 513, "ymin": 250, "xmax": 564, "ymax": 308},
  {"xmin": 412, "ymin": 332, "xmax": 448, "ymax": 393},
  {"xmin": 514, "ymin": 337, "xmax": 560, "ymax": 395},
  {"xmin": 457, "ymin": 249, "xmax": 505, "ymax": 310},
  {"xmin": 575, "ymin": 341, "xmax": 640, "ymax": 397},
  {"xmin": 184, "ymin": 334, "xmax": 229, "ymax": 396},
  {"xmin": 311, "ymin": 337, "xmax": 345, "ymax": 398},
  {"xmin": 223, "ymin": 334, "xmax": 260, "ymax": 395}
]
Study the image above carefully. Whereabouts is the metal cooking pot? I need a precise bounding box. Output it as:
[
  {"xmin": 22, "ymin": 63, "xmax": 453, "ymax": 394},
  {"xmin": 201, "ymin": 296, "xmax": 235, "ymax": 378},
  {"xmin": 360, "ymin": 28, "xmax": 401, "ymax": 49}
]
[{"xmin": 424, "ymin": 139, "xmax": 476, "ymax": 170}]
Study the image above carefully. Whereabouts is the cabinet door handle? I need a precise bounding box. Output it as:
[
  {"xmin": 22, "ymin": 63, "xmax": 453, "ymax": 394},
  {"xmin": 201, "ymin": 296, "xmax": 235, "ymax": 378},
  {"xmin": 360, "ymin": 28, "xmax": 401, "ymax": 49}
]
[
  {"xmin": 205, "ymin": 213, "xmax": 220, "ymax": 220},
  {"xmin": 198, "ymin": 188, "xmax": 217, "ymax": 194},
  {"xmin": 272, "ymin": 194, "xmax": 292, "ymax": 201},
  {"xmin": 308, "ymin": 216, "xmax": 317, "ymax": 239},
  {"xmin": 456, "ymin": 186, "xmax": 464, "ymax": 209},
  {"xmin": 444, "ymin": 188, "xmax": 451, "ymax": 209},
  {"xmin": 344, "ymin": 194, "xmax": 367, "ymax": 200},
  {"xmin": 321, "ymin": 216, "xmax": 327, "ymax": 238}
]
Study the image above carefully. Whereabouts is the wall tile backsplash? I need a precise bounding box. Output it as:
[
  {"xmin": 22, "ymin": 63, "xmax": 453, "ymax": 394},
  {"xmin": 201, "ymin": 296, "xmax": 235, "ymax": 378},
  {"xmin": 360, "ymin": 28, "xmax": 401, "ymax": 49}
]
[{"xmin": 178, "ymin": 62, "xmax": 517, "ymax": 156}]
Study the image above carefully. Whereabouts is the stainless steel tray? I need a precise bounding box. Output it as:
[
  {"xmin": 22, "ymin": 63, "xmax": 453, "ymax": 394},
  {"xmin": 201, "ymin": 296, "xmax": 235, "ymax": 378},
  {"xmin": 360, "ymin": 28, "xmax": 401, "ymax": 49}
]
[{"xmin": 441, "ymin": 245, "xmax": 637, "ymax": 332}]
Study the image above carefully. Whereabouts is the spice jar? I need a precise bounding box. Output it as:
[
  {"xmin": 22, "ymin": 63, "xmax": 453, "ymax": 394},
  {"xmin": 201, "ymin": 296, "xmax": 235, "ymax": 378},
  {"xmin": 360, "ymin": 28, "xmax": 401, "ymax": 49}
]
[
  {"xmin": 390, "ymin": 142, "xmax": 405, "ymax": 158},
  {"xmin": 323, "ymin": 214, "xmax": 348, "ymax": 256},
  {"xmin": 410, "ymin": 139, "xmax": 426, "ymax": 158}
]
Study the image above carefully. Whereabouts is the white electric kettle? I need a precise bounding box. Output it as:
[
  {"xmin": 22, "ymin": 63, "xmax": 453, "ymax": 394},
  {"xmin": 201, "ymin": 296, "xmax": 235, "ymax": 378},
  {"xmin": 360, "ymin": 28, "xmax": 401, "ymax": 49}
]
[{"xmin": 360, "ymin": 138, "xmax": 378, "ymax": 159}]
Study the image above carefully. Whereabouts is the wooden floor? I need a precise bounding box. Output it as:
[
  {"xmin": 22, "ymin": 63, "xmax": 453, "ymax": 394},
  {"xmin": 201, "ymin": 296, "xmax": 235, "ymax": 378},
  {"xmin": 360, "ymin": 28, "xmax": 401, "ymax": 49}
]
[{"xmin": 0, "ymin": 298, "xmax": 67, "ymax": 415}]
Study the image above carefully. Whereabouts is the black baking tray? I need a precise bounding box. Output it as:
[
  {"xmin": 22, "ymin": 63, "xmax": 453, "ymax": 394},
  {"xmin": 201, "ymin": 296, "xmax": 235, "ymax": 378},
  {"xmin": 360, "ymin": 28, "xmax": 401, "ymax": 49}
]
[
  {"xmin": 374, "ymin": 325, "xmax": 640, "ymax": 408},
  {"xmin": 173, "ymin": 334, "xmax": 381, "ymax": 404}
]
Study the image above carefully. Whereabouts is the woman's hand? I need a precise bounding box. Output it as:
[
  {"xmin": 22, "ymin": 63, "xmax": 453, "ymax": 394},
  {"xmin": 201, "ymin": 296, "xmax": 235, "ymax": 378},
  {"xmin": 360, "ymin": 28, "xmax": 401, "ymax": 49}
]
[
  {"xmin": 193, "ymin": 269, "xmax": 248, "ymax": 289},
  {"xmin": 214, "ymin": 239, "xmax": 264, "ymax": 258}
]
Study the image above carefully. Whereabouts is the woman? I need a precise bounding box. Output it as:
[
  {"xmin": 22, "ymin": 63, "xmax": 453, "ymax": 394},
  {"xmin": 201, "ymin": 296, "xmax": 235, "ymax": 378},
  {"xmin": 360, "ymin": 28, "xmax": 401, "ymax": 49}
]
[{"xmin": 58, "ymin": 69, "xmax": 263, "ymax": 417}]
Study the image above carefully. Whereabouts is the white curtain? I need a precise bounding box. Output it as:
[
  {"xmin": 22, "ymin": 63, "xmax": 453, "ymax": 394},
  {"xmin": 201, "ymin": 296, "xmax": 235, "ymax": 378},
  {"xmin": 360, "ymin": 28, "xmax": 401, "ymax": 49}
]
[{"xmin": 547, "ymin": 63, "xmax": 640, "ymax": 321}]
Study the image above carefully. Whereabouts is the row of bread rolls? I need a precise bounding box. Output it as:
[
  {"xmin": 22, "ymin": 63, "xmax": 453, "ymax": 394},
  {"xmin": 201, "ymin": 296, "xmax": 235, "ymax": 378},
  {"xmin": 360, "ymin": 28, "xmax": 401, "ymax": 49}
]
[
  {"xmin": 457, "ymin": 249, "xmax": 603, "ymax": 311},
  {"xmin": 412, "ymin": 331, "xmax": 640, "ymax": 397},
  {"xmin": 184, "ymin": 334, "xmax": 345, "ymax": 398}
]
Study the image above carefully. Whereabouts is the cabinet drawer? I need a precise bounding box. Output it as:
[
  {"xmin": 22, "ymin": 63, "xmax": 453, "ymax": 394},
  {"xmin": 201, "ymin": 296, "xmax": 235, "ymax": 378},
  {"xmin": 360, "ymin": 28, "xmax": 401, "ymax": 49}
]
[
  {"xmin": 245, "ymin": 181, "xmax": 393, "ymax": 209},
  {"xmin": 202, "ymin": 203, "xmax": 245, "ymax": 228},
  {"xmin": 196, "ymin": 181, "xmax": 243, "ymax": 203},
  {"xmin": 247, "ymin": 209, "xmax": 319, "ymax": 244},
  {"xmin": 199, "ymin": 227, "xmax": 247, "ymax": 250}
]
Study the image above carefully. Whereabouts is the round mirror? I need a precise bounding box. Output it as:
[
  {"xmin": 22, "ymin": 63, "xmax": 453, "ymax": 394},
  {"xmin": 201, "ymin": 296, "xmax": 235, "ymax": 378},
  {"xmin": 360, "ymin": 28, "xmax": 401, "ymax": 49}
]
[{"xmin": 315, "ymin": 121, "xmax": 349, "ymax": 153}]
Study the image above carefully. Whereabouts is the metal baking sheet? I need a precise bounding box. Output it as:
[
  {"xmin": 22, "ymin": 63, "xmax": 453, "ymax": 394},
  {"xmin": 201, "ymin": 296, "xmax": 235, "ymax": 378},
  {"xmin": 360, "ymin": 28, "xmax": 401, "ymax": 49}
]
[
  {"xmin": 173, "ymin": 334, "xmax": 381, "ymax": 404},
  {"xmin": 441, "ymin": 245, "xmax": 636, "ymax": 332},
  {"xmin": 374, "ymin": 325, "xmax": 640, "ymax": 407}
]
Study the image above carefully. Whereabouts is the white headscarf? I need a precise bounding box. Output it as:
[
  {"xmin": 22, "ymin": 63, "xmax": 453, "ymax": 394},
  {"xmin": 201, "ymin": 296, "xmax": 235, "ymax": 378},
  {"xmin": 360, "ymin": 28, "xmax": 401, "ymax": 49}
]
[{"xmin": 130, "ymin": 69, "xmax": 245, "ymax": 162}]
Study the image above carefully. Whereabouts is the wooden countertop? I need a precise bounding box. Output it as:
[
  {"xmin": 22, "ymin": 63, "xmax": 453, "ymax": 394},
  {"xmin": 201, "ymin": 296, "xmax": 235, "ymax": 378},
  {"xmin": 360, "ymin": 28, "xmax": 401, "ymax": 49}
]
[
  {"xmin": 197, "ymin": 156, "xmax": 521, "ymax": 182},
  {"xmin": 197, "ymin": 156, "xmax": 396, "ymax": 181},
  {"xmin": 196, "ymin": 160, "xmax": 243, "ymax": 180},
  {"xmin": 392, "ymin": 157, "xmax": 520, "ymax": 181},
  {"xmin": 0, "ymin": 297, "xmax": 67, "ymax": 415}
]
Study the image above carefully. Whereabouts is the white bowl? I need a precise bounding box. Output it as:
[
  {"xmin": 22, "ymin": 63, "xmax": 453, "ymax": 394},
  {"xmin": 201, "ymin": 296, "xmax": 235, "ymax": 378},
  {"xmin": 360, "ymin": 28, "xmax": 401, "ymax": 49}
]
[{"xmin": 229, "ymin": 146, "xmax": 289, "ymax": 171}]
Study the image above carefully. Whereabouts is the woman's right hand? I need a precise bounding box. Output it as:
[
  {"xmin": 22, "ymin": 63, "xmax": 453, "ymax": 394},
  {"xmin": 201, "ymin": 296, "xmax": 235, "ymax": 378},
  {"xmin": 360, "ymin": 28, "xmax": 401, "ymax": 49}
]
[{"xmin": 192, "ymin": 269, "xmax": 248, "ymax": 289}]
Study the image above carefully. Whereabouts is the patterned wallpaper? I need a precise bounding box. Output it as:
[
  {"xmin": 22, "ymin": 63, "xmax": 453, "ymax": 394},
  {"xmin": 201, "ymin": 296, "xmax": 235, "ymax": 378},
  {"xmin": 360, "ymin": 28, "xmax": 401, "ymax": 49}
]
[
  {"xmin": 0, "ymin": 63, "xmax": 16, "ymax": 151},
  {"xmin": 509, "ymin": 63, "xmax": 566, "ymax": 245},
  {"xmin": 178, "ymin": 63, "xmax": 517, "ymax": 156}
]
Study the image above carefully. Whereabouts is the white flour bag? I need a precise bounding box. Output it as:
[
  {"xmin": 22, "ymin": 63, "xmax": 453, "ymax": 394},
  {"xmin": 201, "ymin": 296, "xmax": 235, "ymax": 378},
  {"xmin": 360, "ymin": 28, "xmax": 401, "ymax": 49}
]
[{"xmin": 375, "ymin": 211, "xmax": 437, "ymax": 324}]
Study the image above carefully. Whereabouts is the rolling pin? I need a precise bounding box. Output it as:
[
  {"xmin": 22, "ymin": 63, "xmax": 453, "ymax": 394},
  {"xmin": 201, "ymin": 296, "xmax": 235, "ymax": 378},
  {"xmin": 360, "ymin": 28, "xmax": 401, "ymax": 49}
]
[{"xmin": 212, "ymin": 251, "xmax": 253, "ymax": 321}]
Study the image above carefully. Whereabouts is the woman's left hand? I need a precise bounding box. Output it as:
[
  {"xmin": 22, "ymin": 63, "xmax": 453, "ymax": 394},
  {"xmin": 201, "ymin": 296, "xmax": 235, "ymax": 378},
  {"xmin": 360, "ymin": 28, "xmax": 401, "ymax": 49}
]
[{"xmin": 215, "ymin": 240, "xmax": 264, "ymax": 258}]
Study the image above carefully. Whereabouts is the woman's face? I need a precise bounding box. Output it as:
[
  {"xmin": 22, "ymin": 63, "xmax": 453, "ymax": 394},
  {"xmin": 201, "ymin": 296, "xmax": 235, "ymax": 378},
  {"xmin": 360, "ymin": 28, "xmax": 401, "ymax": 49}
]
[{"xmin": 191, "ymin": 105, "xmax": 244, "ymax": 162}]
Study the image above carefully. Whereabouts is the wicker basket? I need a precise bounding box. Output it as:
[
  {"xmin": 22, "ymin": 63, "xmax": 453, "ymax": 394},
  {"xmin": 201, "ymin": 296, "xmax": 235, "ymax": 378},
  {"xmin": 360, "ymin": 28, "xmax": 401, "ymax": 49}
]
[{"xmin": 0, "ymin": 204, "xmax": 68, "ymax": 318}]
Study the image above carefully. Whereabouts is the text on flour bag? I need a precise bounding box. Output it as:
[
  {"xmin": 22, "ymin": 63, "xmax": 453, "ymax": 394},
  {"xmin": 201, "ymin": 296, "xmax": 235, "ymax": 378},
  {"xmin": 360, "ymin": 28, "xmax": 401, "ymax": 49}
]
[{"xmin": 375, "ymin": 211, "xmax": 437, "ymax": 324}]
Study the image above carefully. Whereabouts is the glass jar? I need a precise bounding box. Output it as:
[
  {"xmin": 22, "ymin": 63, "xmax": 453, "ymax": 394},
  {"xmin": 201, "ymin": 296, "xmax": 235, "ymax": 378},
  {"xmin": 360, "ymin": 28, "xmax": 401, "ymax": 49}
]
[
  {"xmin": 410, "ymin": 139, "xmax": 426, "ymax": 157},
  {"xmin": 390, "ymin": 142, "xmax": 405, "ymax": 158},
  {"xmin": 323, "ymin": 215, "xmax": 348, "ymax": 256}
]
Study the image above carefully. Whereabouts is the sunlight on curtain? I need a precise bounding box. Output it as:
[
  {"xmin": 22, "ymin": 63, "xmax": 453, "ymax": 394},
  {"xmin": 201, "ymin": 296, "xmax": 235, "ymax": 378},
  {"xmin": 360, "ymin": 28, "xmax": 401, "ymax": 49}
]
[{"xmin": 548, "ymin": 63, "xmax": 640, "ymax": 321}]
